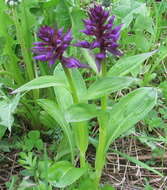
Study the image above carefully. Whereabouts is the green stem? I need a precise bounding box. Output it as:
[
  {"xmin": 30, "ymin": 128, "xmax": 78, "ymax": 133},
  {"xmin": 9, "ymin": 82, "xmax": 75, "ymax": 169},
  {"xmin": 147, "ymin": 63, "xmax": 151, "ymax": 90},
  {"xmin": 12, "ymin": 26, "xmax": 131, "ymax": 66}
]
[
  {"xmin": 95, "ymin": 61, "xmax": 107, "ymax": 188},
  {"xmin": 74, "ymin": 121, "xmax": 88, "ymax": 167},
  {"xmin": 101, "ymin": 61, "xmax": 107, "ymax": 111},
  {"xmin": 62, "ymin": 65, "xmax": 87, "ymax": 167},
  {"xmin": 95, "ymin": 126, "xmax": 107, "ymax": 188},
  {"xmin": 44, "ymin": 143, "xmax": 49, "ymax": 189}
]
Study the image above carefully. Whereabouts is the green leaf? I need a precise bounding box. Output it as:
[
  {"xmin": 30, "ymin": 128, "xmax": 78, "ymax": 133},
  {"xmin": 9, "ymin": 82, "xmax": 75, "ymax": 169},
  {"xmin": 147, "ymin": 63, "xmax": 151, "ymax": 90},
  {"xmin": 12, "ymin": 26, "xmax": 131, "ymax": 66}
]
[
  {"xmin": 85, "ymin": 77, "xmax": 138, "ymax": 100},
  {"xmin": 0, "ymin": 94, "xmax": 20, "ymax": 131},
  {"xmin": 0, "ymin": 126, "xmax": 6, "ymax": 140},
  {"xmin": 55, "ymin": 136, "xmax": 72, "ymax": 161},
  {"xmin": 71, "ymin": 69, "xmax": 87, "ymax": 101},
  {"xmin": 24, "ymin": 138, "xmax": 34, "ymax": 151},
  {"xmin": 54, "ymin": 64, "xmax": 73, "ymax": 111},
  {"xmin": 112, "ymin": 149, "xmax": 163, "ymax": 177},
  {"xmin": 34, "ymin": 181, "xmax": 52, "ymax": 190},
  {"xmin": 0, "ymin": 1, "xmax": 13, "ymax": 37},
  {"xmin": 35, "ymin": 139, "xmax": 43, "ymax": 150},
  {"xmin": 106, "ymin": 87, "xmax": 157, "ymax": 150},
  {"xmin": 65, "ymin": 103, "xmax": 98, "ymax": 122},
  {"xmin": 28, "ymin": 130, "xmax": 40, "ymax": 140},
  {"xmin": 42, "ymin": 0, "xmax": 60, "ymax": 8},
  {"xmin": 108, "ymin": 51, "xmax": 157, "ymax": 77},
  {"xmin": 159, "ymin": 81, "xmax": 167, "ymax": 100},
  {"xmin": 113, "ymin": 0, "xmax": 148, "ymax": 29},
  {"xmin": 37, "ymin": 99, "xmax": 74, "ymax": 161},
  {"xmin": 134, "ymin": 32, "xmax": 151, "ymax": 52},
  {"xmin": 81, "ymin": 49, "xmax": 99, "ymax": 74},
  {"xmin": 19, "ymin": 0, "xmax": 38, "ymax": 40},
  {"xmin": 55, "ymin": 86, "xmax": 73, "ymax": 111},
  {"xmin": 78, "ymin": 177, "xmax": 97, "ymax": 190},
  {"xmin": 55, "ymin": 0, "xmax": 71, "ymax": 30},
  {"xmin": 37, "ymin": 99, "xmax": 71, "ymax": 132},
  {"xmin": 53, "ymin": 65, "xmax": 88, "ymax": 156},
  {"xmin": 134, "ymin": 15, "xmax": 154, "ymax": 34},
  {"xmin": 23, "ymin": 130, "xmax": 43, "ymax": 151},
  {"xmin": 71, "ymin": 8, "xmax": 86, "ymax": 38},
  {"xmin": 12, "ymin": 76, "xmax": 67, "ymax": 94},
  {"xmin": 48, "ymin": 161, "xmax": 86, "ymax": 188},
  {"xmin": 54, "ymin": 64, "xmax": 87, "ymax": 108}
]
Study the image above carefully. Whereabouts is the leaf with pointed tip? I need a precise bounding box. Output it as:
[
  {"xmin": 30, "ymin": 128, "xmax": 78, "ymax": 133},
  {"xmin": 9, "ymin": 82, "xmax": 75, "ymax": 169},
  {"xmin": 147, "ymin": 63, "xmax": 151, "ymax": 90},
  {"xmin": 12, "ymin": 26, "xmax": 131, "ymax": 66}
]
[
  {"xmin": 108, "ymin": 51, "xmax": 157, "ymax": 77},
  {"xmin": 65, "ymin": 103, "xmax": 98, "ymax": 122},
  {"xmin": 85, "ymin": 77, "xmax": 138, "ymax": 100},
  {"xmin": 112, "ymin": 149, "xmax": 163, "ymax": 177},
  {"xmin": 54, "ymin": 64, "xmax": 73, "ymax": 111},
  {"xmin": 106, "ymin": 87, "xmax": 157, "ymax": 151},
  {"xmin": 81, "ymin": 49, "xmax": 98, "ymax": 74},
  {"xmin": 12, "ymin": 76, "xmax": 67, "ymax": 94},
  {"xmin": 48, "ymin": 161, "xmax": 86, "ymax": 188},
  {"xmin": 71, "ymin": 69, "xmax": 87, "ymax": 101},
  {"xmin": 0, "ymin": 94, "xmax": 20, "ymax": 132},
  {"xmin": 71, "ymin": 7, "xmax": 86, "ymax": 38},
  {"xmin": 37, "ymin": 99, "xmax": 74, "ymax": 161}
]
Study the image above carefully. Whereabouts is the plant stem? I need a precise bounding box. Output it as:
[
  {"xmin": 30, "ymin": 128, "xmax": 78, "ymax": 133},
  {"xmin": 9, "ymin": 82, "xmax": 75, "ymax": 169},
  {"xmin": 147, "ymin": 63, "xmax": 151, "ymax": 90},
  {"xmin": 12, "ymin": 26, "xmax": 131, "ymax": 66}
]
[
  {"xmin": 101, "ymin": 61, "xmax": 107, "ymax": 111},
  {"xmin": 44, "ymin": 143, "xmax": 49, "ymax": 189},
  {"xmin": 62, "ymin": 65, "xmax": 87, "ymax": 167},
  {"xmin": 95, "ymin": 125, "xmax": 107, "ymax": 188},
  {"xmin": 95, "ymin": 61, "xmax": 108, "ymax": 188}
]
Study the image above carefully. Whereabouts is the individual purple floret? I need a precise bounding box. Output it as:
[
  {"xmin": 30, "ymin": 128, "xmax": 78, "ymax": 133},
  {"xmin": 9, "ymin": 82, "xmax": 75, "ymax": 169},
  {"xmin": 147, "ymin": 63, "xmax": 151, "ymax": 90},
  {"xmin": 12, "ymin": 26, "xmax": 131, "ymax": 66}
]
[
  {"xmin": 33, "ymin": 26, "xmax": 88, "ymax": 68},
  {"xmin": 74, "ymin": 5, "xmax": 123, "ymax": 68}
]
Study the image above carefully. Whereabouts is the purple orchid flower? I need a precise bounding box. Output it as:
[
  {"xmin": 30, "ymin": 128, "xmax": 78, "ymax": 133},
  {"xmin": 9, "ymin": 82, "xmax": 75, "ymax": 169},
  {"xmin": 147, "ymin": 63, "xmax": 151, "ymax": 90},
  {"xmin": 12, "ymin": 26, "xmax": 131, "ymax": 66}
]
[
  {"xmin": 33, "ymin": 26, "xmax": 88, "ymax": 68},
  {"xmin": 74, "ymin": 5, "xmax": 123, "ymax": 70}
]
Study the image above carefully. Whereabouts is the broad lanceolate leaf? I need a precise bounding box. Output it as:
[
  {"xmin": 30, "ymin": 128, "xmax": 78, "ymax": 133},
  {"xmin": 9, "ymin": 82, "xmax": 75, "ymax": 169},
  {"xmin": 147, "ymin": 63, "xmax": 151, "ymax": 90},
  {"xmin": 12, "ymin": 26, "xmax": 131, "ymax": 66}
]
[
  {"xmin": 0, "ymin": 94, "xmax": 20, "ymax": 132},
  {"xmin": 53, "ymin": 64, "xmax": 88, "ymax": 156},
  {"xmin": 71, "ymin": 69, "xmax": 87, "ymax": 102},
  {"xmin": 106, "ymin": 87, "xmax": 157, "ymax": 151},
  {"xmin": 54, "ymin": 64, "xmax": 87, "ymax": 106},
  {"xmin": 48, "ymin": 161, "xmax": 86, "ymax": 188},
  {"xmin": 37, "ymin": 99, "xmax": 70, "ymax": 135},
  {"xmin": 85, "ymin": 77, "xmax": 138, "ymax": 100},
  {"xmin": 54, "ymin": 64, "xmax": 73, "ymax": 111},
  {"xmin": 108, "ymin": 51, "xmax": 157, "ymax": 77},
  {"xmin": 65, "ymin": 103, "xmax": 98, "ymax": 122},
  {"xmin": 37, "ymin": 99, "xmax": 74, "ymax": 162},
  {"xmin": 12, "ymin": 76, "xmax": 67, "ymax": 94}
]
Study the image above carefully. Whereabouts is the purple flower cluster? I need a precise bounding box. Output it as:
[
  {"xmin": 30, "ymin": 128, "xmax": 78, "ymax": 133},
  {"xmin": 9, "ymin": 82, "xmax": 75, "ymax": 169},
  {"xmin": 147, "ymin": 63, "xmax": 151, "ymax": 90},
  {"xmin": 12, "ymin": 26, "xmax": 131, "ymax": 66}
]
[
  {"xmin": 33, "ymin": 26, "xmax": 88, "ymax": 68},
  {"xmin": 74, "ymin": 5, "xmax": 122, "ymax": 67},
  {"xmin": 32, "ymin": 5, "xmax": 122, "ymax": 70}
]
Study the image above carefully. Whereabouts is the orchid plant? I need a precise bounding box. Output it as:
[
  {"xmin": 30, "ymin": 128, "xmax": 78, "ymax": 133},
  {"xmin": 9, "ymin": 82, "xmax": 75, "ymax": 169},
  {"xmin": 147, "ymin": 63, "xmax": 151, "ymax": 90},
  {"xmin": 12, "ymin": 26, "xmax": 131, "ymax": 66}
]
[{"xmin": 5, "ymin": 2, "xmax": 158, "ymax": 189}]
